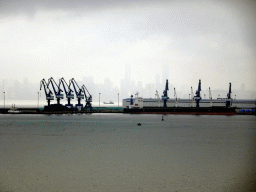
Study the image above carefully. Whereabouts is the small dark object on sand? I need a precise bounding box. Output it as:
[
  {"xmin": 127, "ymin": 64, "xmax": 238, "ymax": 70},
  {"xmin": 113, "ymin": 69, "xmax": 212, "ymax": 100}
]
[
  {"xmin": 137, "ymin": 123, "xmax": 141, "ymax": 126},
  {"xmin": 162, "ymin": 116, "xmax": 164, "ymax": 121}
]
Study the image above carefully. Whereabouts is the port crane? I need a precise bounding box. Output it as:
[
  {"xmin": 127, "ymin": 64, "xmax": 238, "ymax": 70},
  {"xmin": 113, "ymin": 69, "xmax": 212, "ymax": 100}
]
[
  {"xmin": 69, "ymin": 78, "xmax": 84, "ymax": 110},
  {"xmin": 59, "ymin": 77, "xmax": 74, "ymax": 108},
  {"xmin": 194, "ymin": 79, "xmax": 201, "ymax": 107},
  {"xmin": 155, "ymin": 90, "xmax": 161, "ymax": 107},
  {"xmin": 174, "ymin": 87, "xmax": 178, "ymax": 107},
  {"xmin": 40, "ymin": 79, "xmax": 54, "ymax": 106},
  {"xmin": 226, "ymin": 82, "xmax": 232, "ymax": 107},
  {"xmin": 209, "ymin": 87, "xmax": 213, "ymax": 107},
  {"xmin": 190, "ymin": 86, "xmax": 195, "ymax": 107},
  {"xmin": 81, "ymin": 85, "xmax": 92, "ymax": 110},
  {"xmin": 47, "ymin": 77, "xmax": 64, "ymax": 105},
  {"xmin": 130, "ymin": 95, "xmax": 134, "ymax": 105},
  {"xmin": 162, "ymin": 79, "xmax": 169, "ymax": 107}
]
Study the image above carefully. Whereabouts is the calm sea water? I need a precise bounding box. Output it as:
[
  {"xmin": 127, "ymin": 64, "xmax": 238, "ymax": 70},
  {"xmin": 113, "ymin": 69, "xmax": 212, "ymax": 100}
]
[{"xmin": 0, "ymin": 114, "xmax": 255, "ymax": 192}]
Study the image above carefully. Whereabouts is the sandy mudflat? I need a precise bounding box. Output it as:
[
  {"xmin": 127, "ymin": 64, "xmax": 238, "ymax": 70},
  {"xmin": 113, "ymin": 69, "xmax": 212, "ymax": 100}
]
[{"xmin": 0, "ymin": 114, "xmax": 256, "ymax": 191}]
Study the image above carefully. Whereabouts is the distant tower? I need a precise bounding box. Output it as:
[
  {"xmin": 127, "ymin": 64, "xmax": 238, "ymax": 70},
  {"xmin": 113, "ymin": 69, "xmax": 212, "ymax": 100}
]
[
  {"xmin": 125, "ymin": 63, "xmax": 131, "ymax": 80},
  {"xmin": 155, "ymin": 74, "xmax": 161, "ymax": 92},
  {"xmin": 162, "ymin": 62, "xmax": 169, "ymax": 85},
  {"xmin": 121, "ymin": 63, "xmax": 132, "ymax": 98}
]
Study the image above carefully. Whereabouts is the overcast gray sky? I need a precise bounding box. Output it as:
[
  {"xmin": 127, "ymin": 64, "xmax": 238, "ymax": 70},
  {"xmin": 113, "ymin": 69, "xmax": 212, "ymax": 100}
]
[{"xmin": 0, "ymin": 0, "xmax": 256, "ymax": 91}]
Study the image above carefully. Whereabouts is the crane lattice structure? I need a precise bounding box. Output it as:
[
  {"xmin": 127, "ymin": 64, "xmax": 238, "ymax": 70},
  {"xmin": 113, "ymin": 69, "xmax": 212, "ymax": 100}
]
[
  {"xmin": 59, "ymin": 77, "xmax": 74, "ymax": 109},
  {"xmin": 40, "ymin": 79, "xmax": 54, "ymax": 107},
  {"xmin": 226, "ymin": 82, "xmax": 232, "ymax": 107},
  {"xmin": 47, "ymin": 77, "xmax": 63, "ymax": 105},
  {"xmin": 81, "ymin": 84, "xmax": 92, "ymax": 110},
  {"xmin": 162, "ymin": 79, "xmax": 169, "ymax": 107},
  {"xmin": 194, "ymin": 79, "xmax": 201, "ymax": 107},
  {"xmin": 69, "ymin": 78, "xmax": 84, "ymax": 110}
]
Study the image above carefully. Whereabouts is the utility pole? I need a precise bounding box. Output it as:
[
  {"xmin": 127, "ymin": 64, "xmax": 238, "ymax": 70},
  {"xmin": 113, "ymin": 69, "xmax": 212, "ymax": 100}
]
[
  {"xmin": 99, "ymin": 93, "xmax": 101, "ymax": 107},
  {"xmin": 3, "ymin": 92, "xmax": 5, "ymax": 109},
  {"xmin": 118, "ymin": 93, "xmax": 119, "ymax": 107},
  {"xmin": 189, "ymin": 94, "xmax": 190, "ymax": 107},
  {"xmin": 37, "ymin": 92, "xmax": 39, "ymax": 108}
]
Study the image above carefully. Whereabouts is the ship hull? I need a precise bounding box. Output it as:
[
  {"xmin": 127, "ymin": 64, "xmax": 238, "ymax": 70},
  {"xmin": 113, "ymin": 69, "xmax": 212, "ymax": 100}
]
[{"xmin": 123, "ymin": 107, "xmax": 237, "ymax": 115}]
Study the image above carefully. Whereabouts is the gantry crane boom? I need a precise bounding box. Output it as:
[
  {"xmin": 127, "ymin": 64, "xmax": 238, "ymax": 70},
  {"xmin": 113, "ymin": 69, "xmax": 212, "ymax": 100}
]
[
  {"xmin": 81, "ymin": 84, "xmax": 92, "ymax": 110},
  {"xmin": 47, "ymin": 77, "xmax": 63, "ymax": 105},
  {"xmin": 40, "ymin": 78, "xmax": 54, "ymax": 106},
  {"xmin": 59, "ymin": 77, "xmax": 74, "ymax": 108},
  {"xmin": 69, "ymin": 78, "xmax": 84, "ymax": 108}
]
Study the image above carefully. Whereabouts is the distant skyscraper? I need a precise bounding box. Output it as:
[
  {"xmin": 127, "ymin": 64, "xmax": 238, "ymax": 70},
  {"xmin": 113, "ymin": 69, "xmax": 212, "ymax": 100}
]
[
  {"xmin": 155, "ymin": 74, "xmax": 161, "ymax": 92},
  {"xmin": 125, "ymin": 63, "xmax": 131, "ymax": 80},
  {"xmin": 162, "ymin": 61, "xmax": 169, "ymax": 84}
]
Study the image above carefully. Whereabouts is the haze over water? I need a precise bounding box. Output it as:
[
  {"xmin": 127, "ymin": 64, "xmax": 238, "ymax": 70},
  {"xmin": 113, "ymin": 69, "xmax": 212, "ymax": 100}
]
[{"xmin": 0, "ymin": 114, "xmax": 255, "ymax": 191}]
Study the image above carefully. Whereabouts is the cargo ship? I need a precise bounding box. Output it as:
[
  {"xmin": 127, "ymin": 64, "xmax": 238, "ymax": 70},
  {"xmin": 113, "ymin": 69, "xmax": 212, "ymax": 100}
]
[
  {"xmin": 123, "ymin": 106, "xmax": 237, "ymax": 115},
  {"xmin": 122, "ymin": 80, "xmax": 256, "ymax": 115}
]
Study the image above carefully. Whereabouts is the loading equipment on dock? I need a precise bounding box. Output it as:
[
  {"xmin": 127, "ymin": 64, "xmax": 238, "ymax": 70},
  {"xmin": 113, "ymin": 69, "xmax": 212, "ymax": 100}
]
[
  {"xmin": 82, "ymin": 85, "xmax": 92, "ymax": 110},
  {"xmin": 226, "ymin": 82, "xmax": 232, "ymax": 107},
  {"xmin": 69, "ymin": 78, "xmax": 84, "ymax": 110},
  {"xmin": 194, "ymin": 79, "xmax": 201, "ymax": 107},
  {"xmin": 162, "ymin": 79, "xmax": 169, "ymax": 107},
  {"xmin": 59, "ymin": 77, "xmax": 74, "ymax": 109},
  {"xmin": 209, "ymin": 87, "xmax": 213, "ymax": 107},
  {"xmin": 174, "ymin": 87, "xmax": 178, "ymax": 107},
  {"xmin": 47, "ymin": 77, "xmax": 64, "ymax": 105},
  {"xmin": 40, "ymin": 79, "xmax": 54, "ymax": 107}
]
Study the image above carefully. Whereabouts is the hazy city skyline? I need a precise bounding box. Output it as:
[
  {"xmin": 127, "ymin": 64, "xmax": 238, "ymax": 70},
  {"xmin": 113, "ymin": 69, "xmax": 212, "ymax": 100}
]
[
  {"xmin": 0, "ymin": 76, "xmax": 255, "ymax": 103},
  {"xmin": 0, "ymin": 0, "xmax": 256, "ymax": 100}
]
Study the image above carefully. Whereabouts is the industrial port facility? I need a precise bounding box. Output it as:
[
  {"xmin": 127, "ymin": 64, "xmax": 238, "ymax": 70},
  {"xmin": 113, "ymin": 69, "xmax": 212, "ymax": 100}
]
[
  {"xmin": 0, "ymin": 78, "xmax": 255, "ymax": 115},
  {"xmin": 39, "ymin": 77, "xmax": 92, "ymax": 111}
]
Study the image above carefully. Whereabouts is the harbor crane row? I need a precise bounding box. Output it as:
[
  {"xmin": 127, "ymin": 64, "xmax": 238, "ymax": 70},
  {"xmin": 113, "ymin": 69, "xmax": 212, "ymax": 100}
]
[
  {"xmin": 40, "ymin": 79, "xmax": 54, "ymax": 106},
  {"xmin": 81, "ymin": 85, "xmax": 92, "ymax": 110},
  {"xmin": 47, "ymin": 77, "xmax": 64, "ymax": 105},
  {"xmin": 162, "ymin": 79, "xmax": 169, "ymax": 107},
  {"xmin": 226, "ymin": 82, "xmax": 232, "ymax": 107},
  {"xmin": 59, "ymin": 77, "xmax": 74, "ymax": 109},
  {"xmin": 69, "ymin": 78, "xmax": 84, "ymax": 110},
  {"xmin": 194, "ymin": 79, "xmax": 201, "ymax": 107}
]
